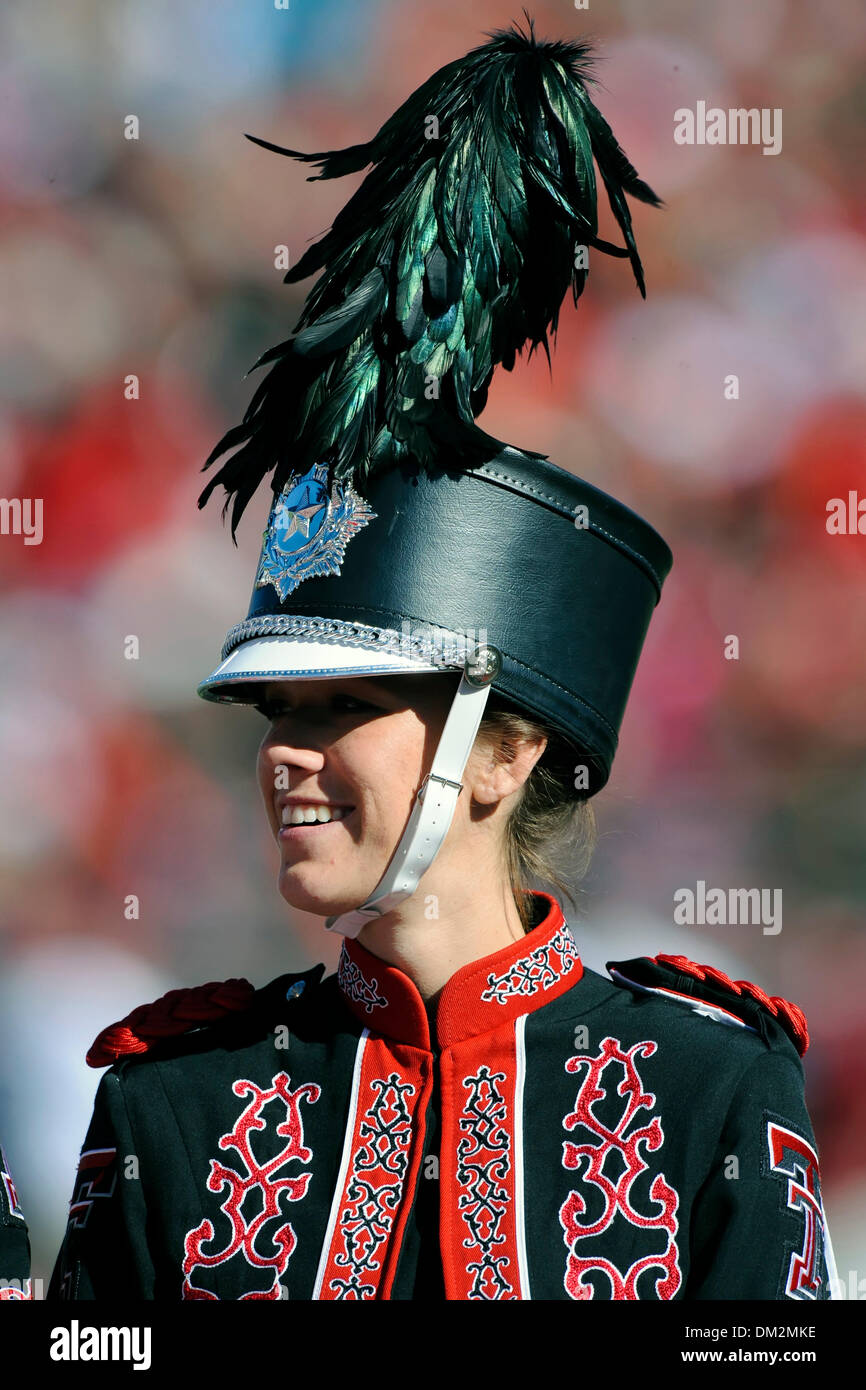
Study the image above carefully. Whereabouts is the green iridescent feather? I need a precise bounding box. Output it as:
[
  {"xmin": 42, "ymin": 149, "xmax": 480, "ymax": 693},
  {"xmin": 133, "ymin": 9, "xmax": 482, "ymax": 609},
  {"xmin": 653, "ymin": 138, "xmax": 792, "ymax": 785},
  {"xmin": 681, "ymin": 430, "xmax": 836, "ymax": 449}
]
[{"xmin": 199, "ymin": 17, "xmax": 662, "ymax": 538}]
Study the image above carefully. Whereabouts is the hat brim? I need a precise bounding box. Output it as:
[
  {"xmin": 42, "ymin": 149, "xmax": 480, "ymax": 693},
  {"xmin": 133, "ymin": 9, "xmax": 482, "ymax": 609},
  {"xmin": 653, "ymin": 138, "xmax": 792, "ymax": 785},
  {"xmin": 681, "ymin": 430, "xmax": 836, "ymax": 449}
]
[{"xmin": 197, "ymin": 634, "xmax": 455, "ymax": 704}]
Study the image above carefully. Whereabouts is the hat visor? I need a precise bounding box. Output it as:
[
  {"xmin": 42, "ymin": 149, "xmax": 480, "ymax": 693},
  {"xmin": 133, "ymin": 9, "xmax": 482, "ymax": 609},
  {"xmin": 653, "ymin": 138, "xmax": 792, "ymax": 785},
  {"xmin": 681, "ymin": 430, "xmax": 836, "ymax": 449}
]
[{"xmin": 197, "ymin": 634, "xmax": 454, "ymax": 704}]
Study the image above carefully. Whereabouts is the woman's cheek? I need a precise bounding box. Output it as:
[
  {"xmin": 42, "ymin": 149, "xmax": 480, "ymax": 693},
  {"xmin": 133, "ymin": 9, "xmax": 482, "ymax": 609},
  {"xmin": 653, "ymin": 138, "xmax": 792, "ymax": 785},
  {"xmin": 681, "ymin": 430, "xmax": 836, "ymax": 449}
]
[{"xmin": 255, "ymin": 759, "xmax": 274, "ymax": 823}]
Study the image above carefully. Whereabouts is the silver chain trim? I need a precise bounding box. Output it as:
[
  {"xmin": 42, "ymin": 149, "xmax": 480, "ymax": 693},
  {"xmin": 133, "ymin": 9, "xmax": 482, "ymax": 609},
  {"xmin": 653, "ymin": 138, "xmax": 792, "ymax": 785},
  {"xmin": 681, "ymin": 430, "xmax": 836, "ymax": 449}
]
[{"xmin": 220, "ymin": 614, "xmax": 479, "ymax": 666}]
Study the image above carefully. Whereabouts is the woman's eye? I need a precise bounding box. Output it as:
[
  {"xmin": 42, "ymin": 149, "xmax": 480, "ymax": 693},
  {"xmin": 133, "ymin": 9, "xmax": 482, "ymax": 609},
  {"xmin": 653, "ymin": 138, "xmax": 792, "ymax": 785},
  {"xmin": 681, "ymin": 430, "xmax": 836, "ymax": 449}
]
[
  {"xmin": 255, "ymin": 694, "xmax": 373, "ymax": 721},
  {"xmin": 331, "ymin": 694, "xmax": 373, "ymax": 712}
]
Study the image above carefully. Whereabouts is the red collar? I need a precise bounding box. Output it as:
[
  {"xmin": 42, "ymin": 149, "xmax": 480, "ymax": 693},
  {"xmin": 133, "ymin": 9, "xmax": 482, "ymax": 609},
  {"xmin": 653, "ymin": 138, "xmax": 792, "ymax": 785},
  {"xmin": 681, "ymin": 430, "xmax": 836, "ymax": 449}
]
[{"xmin": 336, "ymin": 891, "xmax": 583, "ymax": 1050}]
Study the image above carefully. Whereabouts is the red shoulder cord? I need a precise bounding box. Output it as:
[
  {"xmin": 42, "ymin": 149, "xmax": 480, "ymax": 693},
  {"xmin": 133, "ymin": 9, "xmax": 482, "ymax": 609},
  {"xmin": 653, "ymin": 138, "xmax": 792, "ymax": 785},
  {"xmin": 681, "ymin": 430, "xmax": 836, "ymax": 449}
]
[
  {"xmin": 655, "ymin": 954, "xmax": 810, "ymax": 1056},
  {"xmin": 86, "ymin": 978, "xmax": 256, "ymax": 1068}
]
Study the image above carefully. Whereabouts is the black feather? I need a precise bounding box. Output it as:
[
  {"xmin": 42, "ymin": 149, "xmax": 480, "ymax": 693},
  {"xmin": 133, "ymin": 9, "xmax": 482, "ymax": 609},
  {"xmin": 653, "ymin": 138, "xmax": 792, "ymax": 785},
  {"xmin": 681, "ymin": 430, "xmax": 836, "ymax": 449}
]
[{"xmin": 201, "ymin": 17, "xmax": 662, "ymax": 538}]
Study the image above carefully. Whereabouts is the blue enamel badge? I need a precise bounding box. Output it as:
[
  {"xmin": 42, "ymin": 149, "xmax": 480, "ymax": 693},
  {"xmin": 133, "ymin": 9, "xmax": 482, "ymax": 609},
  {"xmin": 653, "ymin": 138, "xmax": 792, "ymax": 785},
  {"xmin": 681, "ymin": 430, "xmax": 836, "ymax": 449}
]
[{"xmin": 255, "ymin": 464, "xmax": 377, "ymax": 600}]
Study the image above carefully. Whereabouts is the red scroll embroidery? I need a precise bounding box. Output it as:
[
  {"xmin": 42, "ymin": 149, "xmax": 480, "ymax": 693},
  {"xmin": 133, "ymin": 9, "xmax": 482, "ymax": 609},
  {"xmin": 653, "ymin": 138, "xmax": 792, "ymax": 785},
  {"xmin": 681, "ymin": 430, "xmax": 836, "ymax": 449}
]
[
  {"xmin": 182, "ymin": 1072, "xmax": 320, "ymax": 1300},
  {"xmin": 454, "ymin": 1063, "xmax": 519, "ymax": 1300},
  {"xmin": 317, "ymin": 1035, "xmax": 430, "ymax": 1300},
  {"xmin": 559, "ymin": 1036, "xmax": 681, "ymax": 1300}
]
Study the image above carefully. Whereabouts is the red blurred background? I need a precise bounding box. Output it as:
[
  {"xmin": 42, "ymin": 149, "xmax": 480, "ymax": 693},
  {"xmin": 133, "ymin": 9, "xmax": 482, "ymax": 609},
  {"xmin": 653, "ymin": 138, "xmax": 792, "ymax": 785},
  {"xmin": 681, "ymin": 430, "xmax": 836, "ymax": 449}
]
[{"xmin": 1, "ymin": 0, "xmax": 864, "ymax": 1292}]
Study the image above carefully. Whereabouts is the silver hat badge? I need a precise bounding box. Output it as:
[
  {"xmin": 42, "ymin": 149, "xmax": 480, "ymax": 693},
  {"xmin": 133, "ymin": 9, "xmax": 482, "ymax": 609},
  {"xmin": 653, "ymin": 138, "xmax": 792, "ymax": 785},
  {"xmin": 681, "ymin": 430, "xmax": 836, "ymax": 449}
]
[{"xmin": 255, "ymin": 463, "xmax": 377, "ymax": 601}]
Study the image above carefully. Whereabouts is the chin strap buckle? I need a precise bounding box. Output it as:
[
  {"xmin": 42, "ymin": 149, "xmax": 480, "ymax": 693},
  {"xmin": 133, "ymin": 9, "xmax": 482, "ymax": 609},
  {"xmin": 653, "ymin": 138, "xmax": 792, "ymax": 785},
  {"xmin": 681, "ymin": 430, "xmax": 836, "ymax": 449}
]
[{"xmin": 418, "ymin": 772, "xmax": 464, "ymax": 800}]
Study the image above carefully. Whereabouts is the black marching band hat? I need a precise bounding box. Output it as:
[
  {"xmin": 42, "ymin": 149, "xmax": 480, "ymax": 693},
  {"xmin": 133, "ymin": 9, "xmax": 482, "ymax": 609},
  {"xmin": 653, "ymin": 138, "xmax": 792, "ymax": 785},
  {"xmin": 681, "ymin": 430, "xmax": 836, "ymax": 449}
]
[{"xmin": 196, "ymin": 19, "xmax": 673, "ymax": 937}]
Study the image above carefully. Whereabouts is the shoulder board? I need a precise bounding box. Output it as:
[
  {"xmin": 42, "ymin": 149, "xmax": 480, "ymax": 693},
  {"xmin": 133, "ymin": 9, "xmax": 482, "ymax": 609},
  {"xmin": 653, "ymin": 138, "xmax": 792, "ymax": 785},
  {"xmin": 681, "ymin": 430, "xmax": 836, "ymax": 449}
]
[
  {"xmin": 86, "ymin": 978, "xmax": 256, "ymax": 1068},
  {"xmin": 605, "ymin": 953, "xmax": 809, "ymax": 1057}
]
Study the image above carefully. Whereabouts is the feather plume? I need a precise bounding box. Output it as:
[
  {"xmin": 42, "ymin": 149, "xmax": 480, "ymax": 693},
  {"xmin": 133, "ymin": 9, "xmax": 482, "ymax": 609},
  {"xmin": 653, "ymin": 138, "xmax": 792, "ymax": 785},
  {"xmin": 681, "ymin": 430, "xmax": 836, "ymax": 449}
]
[{"xmin": 200, "ymin": 16, "xmax": 662, "ymax": 538}]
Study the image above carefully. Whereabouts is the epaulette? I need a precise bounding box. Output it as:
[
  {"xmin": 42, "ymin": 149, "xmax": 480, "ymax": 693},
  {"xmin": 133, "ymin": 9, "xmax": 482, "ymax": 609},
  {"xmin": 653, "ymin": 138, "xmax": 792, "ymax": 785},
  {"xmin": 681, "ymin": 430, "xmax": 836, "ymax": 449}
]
[
  {"xmin": 86, "ymin": 978, "xmax": 256, "ymax": 1068},
  {"xmin": 606, "ymin": 953, "xmax": 810, "ymax": 1057}
]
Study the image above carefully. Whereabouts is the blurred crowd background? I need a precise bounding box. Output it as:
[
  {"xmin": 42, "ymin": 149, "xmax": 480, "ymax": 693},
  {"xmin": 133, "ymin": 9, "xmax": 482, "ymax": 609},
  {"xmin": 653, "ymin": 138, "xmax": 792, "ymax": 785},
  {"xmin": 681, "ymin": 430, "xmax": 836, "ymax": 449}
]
[{"xmin": 1, "ymin": 0, "xmax": 864, "ymax": 1291}]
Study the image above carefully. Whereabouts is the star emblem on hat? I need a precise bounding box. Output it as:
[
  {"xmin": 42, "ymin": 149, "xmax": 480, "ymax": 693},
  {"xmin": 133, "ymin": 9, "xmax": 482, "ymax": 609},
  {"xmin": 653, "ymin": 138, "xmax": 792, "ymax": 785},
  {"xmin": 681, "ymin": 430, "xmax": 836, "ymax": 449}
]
[{"xmin": 255, "ymin": 464, "xmax": 377, "ymax": 601}]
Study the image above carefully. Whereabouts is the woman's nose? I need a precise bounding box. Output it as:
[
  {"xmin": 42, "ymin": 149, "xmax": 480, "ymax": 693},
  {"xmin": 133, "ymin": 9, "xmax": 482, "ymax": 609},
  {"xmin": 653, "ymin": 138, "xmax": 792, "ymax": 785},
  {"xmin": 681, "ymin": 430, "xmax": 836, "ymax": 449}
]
[
  {"xmin": 261, "ymin": 719, "xmax": 328, "ymax": 768},
  {"xmin": 263, "ymin": 730, "xmax": 325, "ymax": 760}
]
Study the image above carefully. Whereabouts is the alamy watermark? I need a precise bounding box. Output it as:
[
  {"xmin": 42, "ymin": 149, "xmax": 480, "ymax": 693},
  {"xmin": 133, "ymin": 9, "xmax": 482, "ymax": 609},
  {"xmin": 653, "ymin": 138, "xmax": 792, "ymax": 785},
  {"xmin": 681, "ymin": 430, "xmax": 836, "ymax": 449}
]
[
  {"xmin": 674, "ymin": 102, "xmax": 782, "ymax": 156},
  {"xmin": 50, "ymin": 1319, "xmax": 151, "ymax": 1369},
  {"xmin": 674, "ymin": 880, "xmax": 782, "ymax": 935},
  {"xmin": 373, "ymin": 619, "xmax": 489, "ymax": 666},
  {"xmin": 0, "ymin": 497, "xmax": 42, "ymax": 545}
]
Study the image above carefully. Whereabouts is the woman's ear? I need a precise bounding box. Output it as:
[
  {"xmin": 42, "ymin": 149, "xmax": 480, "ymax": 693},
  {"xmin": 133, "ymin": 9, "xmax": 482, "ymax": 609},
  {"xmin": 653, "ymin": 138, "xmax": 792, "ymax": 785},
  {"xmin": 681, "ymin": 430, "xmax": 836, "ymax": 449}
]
[{"xmin": 469, "ymin": 734, "xmax": 548, "ymax": 807}]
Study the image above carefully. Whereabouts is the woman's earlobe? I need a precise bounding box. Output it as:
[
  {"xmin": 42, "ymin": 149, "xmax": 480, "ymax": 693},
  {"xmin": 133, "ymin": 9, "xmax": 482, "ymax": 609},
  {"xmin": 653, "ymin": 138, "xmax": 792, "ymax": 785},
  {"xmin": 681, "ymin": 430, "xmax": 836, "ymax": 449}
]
[
  {"xmin": 469, "ymin": 736, "xmax": 547, "ymax": 806},
  {"xmin": 464, "ymin": 738, "xmax": 503, "ymax": 803}
]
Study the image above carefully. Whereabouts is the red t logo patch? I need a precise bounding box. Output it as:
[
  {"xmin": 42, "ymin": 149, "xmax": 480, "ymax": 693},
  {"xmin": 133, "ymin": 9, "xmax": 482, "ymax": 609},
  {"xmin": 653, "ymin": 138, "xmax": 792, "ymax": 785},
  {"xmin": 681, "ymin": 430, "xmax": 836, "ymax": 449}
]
[
  {"xmin": 68, "ymin": 1147, "xmax": 117, "ymax": 1230},
  {"xmin": 766, "ymin": 1120, "xmax": 827, "ymax": 1299}
]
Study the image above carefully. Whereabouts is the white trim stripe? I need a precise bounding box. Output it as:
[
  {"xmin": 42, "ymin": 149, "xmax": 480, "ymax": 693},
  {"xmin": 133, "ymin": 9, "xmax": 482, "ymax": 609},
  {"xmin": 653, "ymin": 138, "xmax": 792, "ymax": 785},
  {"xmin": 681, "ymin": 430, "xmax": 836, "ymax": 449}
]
[
  {"xmin": 312, "ymin": 1029, "xmax": 368, "ymax": 1299},
  {"xmin": 824, "ymin": 1218, "xmax": 839, "ymax": 1299},
  {"xmin": 513, "ymin": 1013, "xmax": 530, "ymax": 1299},
  {"xmin": 608, "ymin": 969, "xmax": 756, "ymax": 1033}
]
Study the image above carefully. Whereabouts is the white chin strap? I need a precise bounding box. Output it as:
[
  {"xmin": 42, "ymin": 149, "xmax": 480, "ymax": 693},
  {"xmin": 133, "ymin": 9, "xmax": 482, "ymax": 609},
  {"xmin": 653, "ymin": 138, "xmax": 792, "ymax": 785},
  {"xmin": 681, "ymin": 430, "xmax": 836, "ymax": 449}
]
[{"xmin": 325, "ymin": 645, "xmax": 501, "ymax": 938}]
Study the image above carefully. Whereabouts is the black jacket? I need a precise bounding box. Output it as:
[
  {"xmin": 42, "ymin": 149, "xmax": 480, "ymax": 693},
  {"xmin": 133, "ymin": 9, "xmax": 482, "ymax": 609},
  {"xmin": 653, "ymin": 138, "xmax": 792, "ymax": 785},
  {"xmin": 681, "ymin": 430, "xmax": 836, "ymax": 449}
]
[{"xmin": 48, "ymin": 893, "xmax": 834, "ymax": 1301}]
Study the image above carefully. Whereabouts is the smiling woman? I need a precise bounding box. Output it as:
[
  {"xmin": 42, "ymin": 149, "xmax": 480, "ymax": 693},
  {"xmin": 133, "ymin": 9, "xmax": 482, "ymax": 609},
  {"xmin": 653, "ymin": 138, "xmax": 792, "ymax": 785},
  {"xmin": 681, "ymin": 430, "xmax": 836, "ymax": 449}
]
[
  {"xmin": 251, "ymin": 671, "xmax": 595, "ymax": 974},
  {"xmin": 48, "ymin": 22, "xmax": 835, "ymax": 1304}
]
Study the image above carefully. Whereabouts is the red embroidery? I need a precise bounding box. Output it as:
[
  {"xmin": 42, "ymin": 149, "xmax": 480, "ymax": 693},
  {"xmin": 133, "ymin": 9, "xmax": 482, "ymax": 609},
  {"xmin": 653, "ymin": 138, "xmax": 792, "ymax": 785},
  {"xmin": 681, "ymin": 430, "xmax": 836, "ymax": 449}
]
[
  {"xmin": 182, "ymin": 1073, "xmax": 320, "ymax": 1300},
  {"xmin": 438, "ymin": 1027, "xmax": 524, "ymax": 1301},
  {"xmin": 337, "ymin": 947, "xmax": 387, "ymax": 1015},
  {"xmin": 455, "ymin": 1063, "xmax": 519, "ymax": 1299},
  {"xmin": 317, "ymin": 1036, "xmax": 431, "ymax": 1300},
  {"xmin": 766, "ymin": 1120, "xmax": 827, "ymax": 1300},
  {"xmin": 559, "ymin": 1036, "xmax": 681, "ymax": 1300},
  {"xmin": 480, "ymin": 925, "xmax": 580, "ymax": 1005}
]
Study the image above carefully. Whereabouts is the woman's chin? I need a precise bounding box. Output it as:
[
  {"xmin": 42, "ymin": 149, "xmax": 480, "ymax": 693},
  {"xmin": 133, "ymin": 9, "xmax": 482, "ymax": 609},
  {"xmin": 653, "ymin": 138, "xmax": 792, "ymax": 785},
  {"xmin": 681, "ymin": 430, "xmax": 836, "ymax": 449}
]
[{"xmin": 276, "ymin": 866, "xmax": 364, "ymax": 919}]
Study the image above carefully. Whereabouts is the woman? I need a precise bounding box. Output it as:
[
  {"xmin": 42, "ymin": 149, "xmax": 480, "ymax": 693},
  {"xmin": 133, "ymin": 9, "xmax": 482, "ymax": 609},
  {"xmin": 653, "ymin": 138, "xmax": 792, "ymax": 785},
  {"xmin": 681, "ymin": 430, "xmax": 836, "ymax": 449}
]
[{"xmin": 49, "ymin": 22, "xmax": 834, "ymax": 1301}]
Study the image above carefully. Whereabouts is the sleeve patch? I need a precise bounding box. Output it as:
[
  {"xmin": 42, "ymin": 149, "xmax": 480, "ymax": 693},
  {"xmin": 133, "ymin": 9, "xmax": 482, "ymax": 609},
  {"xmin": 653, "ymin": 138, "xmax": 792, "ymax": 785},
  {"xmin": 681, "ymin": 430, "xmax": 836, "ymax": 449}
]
[
  {"xmin": 0, "ymin": 1146, "xmax": 25, "ymax": 1222},
  {"xmin": 762, "ymin": 1111, "xmax": 834, "ymax": 1301},
  {"xmin": 68, "ymin": 1147, "xmax": 118, "ymax": 1231}
]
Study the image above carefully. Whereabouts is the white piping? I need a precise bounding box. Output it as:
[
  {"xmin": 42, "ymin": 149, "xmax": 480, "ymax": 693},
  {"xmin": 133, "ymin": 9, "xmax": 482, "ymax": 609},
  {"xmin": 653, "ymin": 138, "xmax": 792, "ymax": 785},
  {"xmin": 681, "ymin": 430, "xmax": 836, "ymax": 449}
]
[
  {"xmin": 312, "ymin": 1029, "xmax": 368, "ymax": 1299},
  {"xmin": 513, "ymin": 1012, "xmax": 531, "ymax": 1299}
]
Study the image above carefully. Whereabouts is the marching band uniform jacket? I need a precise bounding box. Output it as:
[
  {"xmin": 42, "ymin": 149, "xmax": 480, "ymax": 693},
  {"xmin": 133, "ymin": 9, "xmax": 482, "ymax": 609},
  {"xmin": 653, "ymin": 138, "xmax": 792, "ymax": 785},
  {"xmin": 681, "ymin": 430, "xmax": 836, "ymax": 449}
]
[{"xmin": 48, "ymin": 892, "xmax": 834, "ymax": 1302}]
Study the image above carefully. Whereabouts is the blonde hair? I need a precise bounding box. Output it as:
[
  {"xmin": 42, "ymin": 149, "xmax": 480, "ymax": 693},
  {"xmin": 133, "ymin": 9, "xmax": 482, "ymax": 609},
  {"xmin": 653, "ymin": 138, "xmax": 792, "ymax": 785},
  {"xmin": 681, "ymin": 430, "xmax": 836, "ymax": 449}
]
[{"xmin": 473, "ymin": 698, "xmax": 597, "ymax": 933}]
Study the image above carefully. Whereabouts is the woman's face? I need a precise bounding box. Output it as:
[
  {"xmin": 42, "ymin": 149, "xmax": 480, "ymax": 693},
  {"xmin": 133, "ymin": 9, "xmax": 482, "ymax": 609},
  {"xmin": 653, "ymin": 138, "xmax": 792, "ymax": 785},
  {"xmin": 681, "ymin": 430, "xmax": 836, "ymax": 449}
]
[{"xmin": 255, "ymin": 672, "xmax": 462, "ymax": 917}]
